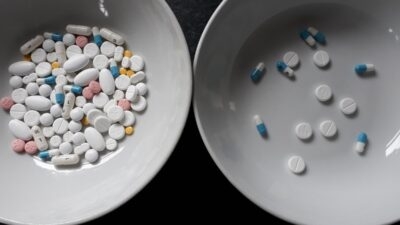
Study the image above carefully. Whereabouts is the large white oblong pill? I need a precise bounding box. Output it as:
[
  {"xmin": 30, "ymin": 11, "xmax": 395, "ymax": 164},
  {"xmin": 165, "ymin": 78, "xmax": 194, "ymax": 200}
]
[
  {"xmin": 51, "ymin": 154, "xmax": 80, "ymax": 166},
  {"xmin": 25, "ymin": 96, "xmax": 52, "ymax": 111},
  {"xmin": 8, "ymin": 61, "xmax": 36, "ymax": 76},
  {"xmin": 99, "ymin": 69, "xmax": 115, "ymax": 95},
  {"xmin": 74, "ymin": 68, "xmax": 99, "ymax": 86},
  {"xmin": 63, "ymin": 54, "xmax": 90, "ymax": 73},
  {"xmin": 66, "ymin": 24, "xmax": 91, "ymax": 36},
  {"xmin": 9, "ymin": 119, "xmax": 32, "ymax": 140},
  {"xmin": 99, "ymin": 28, "xmax": 125, "ymax": 45},
  {"xmin": 84, "ymin": 127, "xmax": 106, "ymax": 151}
]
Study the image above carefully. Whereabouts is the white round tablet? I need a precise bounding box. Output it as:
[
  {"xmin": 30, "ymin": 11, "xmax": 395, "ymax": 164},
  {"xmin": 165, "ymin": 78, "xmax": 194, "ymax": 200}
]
[
  {"xmin": 136, "ymin": 82, "xmax": 147, "ymax": 96},
  {"xmin": 53, "ymin": 118, "xmax": 69, "ymax": 135},
  {"xmin": 87, "ymin": 109, "xmax": 103, "ymax": 124},
  {"xmin": 93, "ymin": 54, "xmax": 109, "ymax": 70},
  {"xmin": 339, "ymin": 97, "xmax": 357, "ymax": 115},
  {"xmin": 103, "ymin": 100, "xmax": 117, "ymax": 114},
  {"xmin": 83, "ymin": 43, "xmax": 100, "ymax": 59},
  {"xmin": 39, "ymin": 84, "xmax": 53, "ymax": 97},
  {"xmin": 10, "ymin": 103, "xmax": 27, "ymax": 119},
  {"xmin": 288, "ymin": 156, "xmax": 306, "ymax": 174},
  {"xmin": 24, "ymin": 110, "xmax": 40, "ymax": 127},
  {"xmin": 52, "ymin": 68, "xmax": 66, "ymax": 76},
  {"xmin": 115, "ymin": 75, "xmax": 130, "ymax": 90},
  {"xmin": 68, "ymin": 120, "xmax": 82, "ymax": 133},
  {"xmin": 108, "ymin": 124, "xmax": 125, "ymax": 140},
  {"xmin": 130, "ymin": 71, "xmax": 146, "ymax": 84},
  {"xmin": 283, "ymin": 51, "xmax": 300, "ymax": 68},
  {"xmin": 94, "ymin": 116, "xmax": 112, "ymax": 133},
  {"xmin": 100, "ymin": 41, "xmax": 116, "ymax": 57},
  {"xmin": 319, "ymin": 120, "xmax": 337, "ymax": 138},
  {"xmin": 9, "ymin": 76, "xmax": 23, "ymax": 89},
  {"xmin": 26, "ymin": 83, "xmax": 39, "ymax": 95},
  {"xmin": 50, "ymin": 104, "xmax": 63, "ymax": 118},
  {"xmin": 295, "ymin": 122, "xmax": 313, "ymax": 140},
  {"xmin": 22, "ymin": 73, "xmax": 37, "ymax": 84},
  {"xmin": 105, "ymin": 138, "xmax": 118, "ymax": 151},
  {"xmin": 72, "ymin": 132, "xmax": 86, "ymax": 146},
  {"xmin": 113, "ymin": 90, "xmax": 125, "ymax": 101},
  {"xmin": 131, "ymin": 96, "xmax": 147, "ymax": 112},
  {"xmin": 49, "ymin": 135, "xmax": 62, "ymax": 148},
  {"xmin": 107, "ymin": 106, "xmax": 124, "ymax": 122},
  {"xmin": 42, "ymin": 39, "xmax": 55, "ymax": 52},
  {"xmin": 63, "ymin": 131, "xmax": 74, "ymax": 143},
  {"xmin": 130, "ymin": 55, "xmax": 145, "ymax": 72},
  {"xmin": 63, "ymin": 33, "xmax": 76, "ymax": 46},
  {"xmin": 74, "ymin": 143, "xmax": 90, "ymax": 155},
  {"xmin": 11, "ymin": 88, "xmax": 28, "ymax": 103},
  {"xmin": 40, "ymin": 113, "xmax": 54, "ymax": 126},
  {"xmin": 82, "ymin": 103, "xmax": 96, "ymax": 115},
  {"xmin": 313, "ymin": 50, "xmax": 330, "ymax": 68},
  {"xmin": 125, "ymin": 85, "xmax": 138, "ymax": 101},
  {"xmin": 47, "ymin": 52, "xmax": 58, "ymax": 63},
  {"xmin": 31, "ymin": 48, "xmax": 47, "ymax": 63},
  {"xmin": 42, "ymin": 126, "xmax": 55, "ymax": 138},
  {"xmin": 75, "ymin": 96, "xmax": 87, "ymax": 107},
  {"xmin": 66, "ymin": 45, "xmax": 82, "ymax": 58},
  {"xmin": 120, "ymin": 111, "xmax": 135, "ymax": 127},
  {"xmin": 59, "ymin": 142, "xmax": 73, "ymax": 155},
  {"xmin": 35, "ymin": 62, "xmax": 52, "ymax": 77},
  {"xmin": 93, "ymin": 92, "xmax": 109, "ymax": 108},
  {"xmin": 315, "ymin": 84, "xmax": 332, "ymax": 102},
  {"xmin": 85, "ymin": 149, "xmax": 99, "ymax": 163},
  {"xmin": 70, "ymin": 107, "xmax": 84, "ymax": 122},
  {"xmin": 55, "ymin": 75, "xmax": 68, "ymax": 86}
]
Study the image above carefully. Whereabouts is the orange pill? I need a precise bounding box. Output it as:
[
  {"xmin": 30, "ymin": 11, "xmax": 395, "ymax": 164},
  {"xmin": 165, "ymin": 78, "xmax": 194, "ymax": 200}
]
[
  {"xmin": 119, "ymin": 68, "xmax": 127, "ymax": 75},
  {"xmin": 126, "ymin": 70, "xmax": 135, "ymax": 77},
  {"xmin": 51, "ymin": 62, "xmax": 60, "ymax": 69},
  {"xmin": 23, "ymin": 55, "xmax": 31, "ymax": 61},
  {"xmin": 124, "ymin": 50, "xmax": 133, "ymax": 58},
  {"xmin": 81, "ymin": 116, "xmax": 90, "ymax": 126},
  {"xmin": 125, "ymin": 126, "xmax": 134, "ymax": 135}
]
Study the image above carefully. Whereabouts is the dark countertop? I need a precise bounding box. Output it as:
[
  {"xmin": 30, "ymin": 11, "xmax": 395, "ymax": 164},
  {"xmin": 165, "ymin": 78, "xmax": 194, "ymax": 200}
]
[{"xmin": 88, "ymin": 1, "xmax": 289, "ymax": 224}]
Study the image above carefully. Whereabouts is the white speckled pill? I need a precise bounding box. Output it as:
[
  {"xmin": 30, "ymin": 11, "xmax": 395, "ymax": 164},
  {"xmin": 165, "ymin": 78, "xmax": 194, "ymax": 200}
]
[
  {"xmin": 35, "ymin": 62, "xmax": 52, "ymax": 77},
  {"xmin": 93, "ymin": 92, "xmax": 109, "ymax": 108},
  {"xmin": 68, "ymin": 120, "xmax": 82, "ymax": 133},
  {"xmin": 50, "ymin": 104, "xmax": 63, "ymax": 118},
  {"xmin": 100, "ymin": 41, "xmax": 115, "ymax": 57},
  {"xmin": 75, "ymin": 96, "xmax": 87, "ymax": 107},
  {"xmin": 113, "ymin": 90, "xmax": 125, "ymax": 101},
  {"xmin": 47, "ymin": 52, "xmax": 58, "ymax": 63},
  {"xmin": 71, "ymin": 132, "xmax": 86, "ymax": 146},
  {"xmin": 11, "ymin": 88, "xmax": 28, "ymax": 104},
  {"xmin": 9, "ymin": 76, "xmax": 23, "ymax": 89},
  {"xmin": 24, "ymin": 110, "xmax": 40, "ymax": 127},
  {"xmin": 83, "ymin": 43, "xmax": 100, "ymax": 59},
  {"xmin": 42, "ymin": 39, "xmax": 55, "ymax": 52},
  {"xmin": 131, "ymin": 96, "xmax": 147, "ymax": 112},
  {"xmin": 42, "ymin": 126, "xmax": 55, "ymax": 138},
  {"xmin": 63, "ymin": 131, "xmax": 74, "ymax": 143},
  {"xmin": 40, "ymin": 113, "xmax": 54, "ymax": 126},
  {"xmin": 107, "ymin": 106, "xmax": 124, "ymax": 122},
  {"xmin": 31, "ymin": 48, "xmax": 47, "ymax": 64},
  {"xmin": 49, "ymin": 135, "xmax": 62, "ymax": 148},
  {"xmin": 39, "ymin": 84, "xmax": 52, "ymax": 97},
  {"xmin": 93, "ymin": 54, "xmax": 109, "ymax": 70},
  {"xmin": 63, "ymin": 33, "xmax": 76, "ymax": 46},
  {"xmin": 66, "ymin": 45, "xmax": 82, "ymax": 59},
  {"xmin": 108, "ymin": 124, "xmax": 125, "ymax": 140},
  {"xmin": 26, "ymin": 83, "xmax": 39, "ymax": 95}
]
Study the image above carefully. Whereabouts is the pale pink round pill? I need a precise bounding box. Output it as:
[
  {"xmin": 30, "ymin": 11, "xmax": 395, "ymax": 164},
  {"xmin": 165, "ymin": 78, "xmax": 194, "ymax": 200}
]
[
  {"xmin": 118, "ymin": 99, "xmax": 131, "ymax": 111},
  {"xmin": 0, "ymin": 96, "xmax": 14, "ymax": 110},
  {"xmin": 76, "ymin": 36, "xmax": 88, "ymax": 48},
  {"xmin": 11, "ymin": 139, "xmax": 25, "ymax": 153},
  {"xmin": 89, "ymin": 81, "xmax": 101, "ymax": 94},
  {"xmin": 24, "ymin": 141, "xmax": 38, "ymax": 155},
  {"xmin": 83, "ymin": 87, "xmax": 94, "ymax": 100}
]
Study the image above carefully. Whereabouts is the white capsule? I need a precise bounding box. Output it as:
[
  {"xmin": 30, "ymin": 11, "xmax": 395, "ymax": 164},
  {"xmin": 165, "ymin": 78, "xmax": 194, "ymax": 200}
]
[
  {"xmin": 26, "ymin": 83, "xmax": 39, "ymax": 95},
  {"xmin": 55, "ymin": 41, "xmax": 67, "ymax": 66},
  {"xmin": 61, "ymin": 93, "xmax": 75, "ymax": 119},
  {"xmin": 115, "ymin": 75, "xmax": 130, "ymax": 90},
  {"xmin": 31, "ymin": 48, "xmax": 47, "ymax": 64},
  {"xmin": 9, "ymin": 119, "xmax": 32, "ymax": 140},
  {"xmin": 84, "ymin": 127, "xmax": 106, "ymax": 151},
  {"xmin": 74, "ymin": 142, "xmax": 90, "ymax": 155},
  {"xmin": 66, "ymin": 45, "xmax": 82, "ymax": 59},
  {"xmin": 99, "ymin": 28, "xmax": 125, "ymax": 45},
  {"xmin": 93, "ymin": 92, "xmax": 109, "ymax": 108},
  {"xmin": 93, "ymin": 54, "xmax": 109, "ymax": 70},
  {"xmin": 130, "ymin": 71, "xmax": 146, "ymax": 84},
  {"xmin": 74, "ymin": 68, "xmax": 99, "ymax": 86},
  {"xmin": 53, "ymin": 118, "xmax": 69, "ymax": 135},
  {"xmin": 130, "ymin": 55, "xmax": 145, "ymax": 72},
  {"xmin": 42, "ymin": 39, "xmax": 55, "ymax": 52},
  {"xmin": 131, "ymin": 96, "xmax": 147, "ymax": 112},
  {"xmin": 42, "ymin": 127, "xmax": 55, "ymax": 138},
  {"xmin": 8, "ymin": 61, "xmax": 35, "ymax": 76},
  {"xmin": 319, "ymin": 120, "xmax": 337, "ymax": 138},
  {"xmin": 288, "ymin": 155, "xmax": 306, "ymax": 174},
  {"xmin": 72, "ymin": 132, "xmax": 86, "ymax": 146},
  {"xmin": 51, "ymin": 154, "xmax": 80, "ymax": 166},
  {"xmin": 9, "ymin": 76, "xmax": 23, "ymax": 89},
  {"xmin": 66, "ymin": 24, "xmax": 91, "ymax": 36},
  {"xmin": 63, "ymin": 54, "xmax": 89, "ymax": 73},
  {"xmin": 114, "ymin": 46, "xmax": 124, "ymax": 62},
  {"xmin": 100, "ymin": 41, "xmax": 115, "ymax": 57},
  {"xmin": 20, "ymin": 35, "xmax": 44, "ymax": 55},
  {"xmin": 31, "ymin": 126, "xmax": 48, "ymax": 151},
  {"xmin": 10, "ymin": 103, "xmax": 27, "ymax": 120},
  {"xmin": 25, "ymin": 96, "xmax": 52, "ymax": 111},
  {"xmin": 35, "ymin": 62, "xmax": 52, "ymax": 77},
  {"xmin": 339, "ymin": 98, "xmax": 357, "ymax": 115},
  {"xmin": 40, "ymin": 113, "xmax": 54, "ymax": 126},
  {"xmin": 83, "ymin": 43, "xmax": 100, "ymax": 59},
  {"xmin": 63, "ymin": 33, "xmax": 76, "ymax": 46}
]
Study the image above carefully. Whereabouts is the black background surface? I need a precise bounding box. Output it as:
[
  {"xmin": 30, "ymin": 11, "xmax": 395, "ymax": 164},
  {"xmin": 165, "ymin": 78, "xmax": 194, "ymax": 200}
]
[{"xmin": 88, "ymin": 1, "xmax": 288, "ymax": 224}]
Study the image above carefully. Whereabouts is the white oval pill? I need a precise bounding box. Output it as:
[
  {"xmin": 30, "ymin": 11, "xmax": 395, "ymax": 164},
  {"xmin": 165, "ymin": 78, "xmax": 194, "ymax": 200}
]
[
  {"xmin": 50, "ymin": 104, "xmax": 63, "ymax": 118},
  {"xmin": 136, "ymin": 83, "xmax": 148, "ymax": 96},
  {"xmin": 131, "ymin": 96, "xmax": 147, "ymax": 112},
  {"xmin": 85, "ymin": 149, "xmax": 99, "ymax": 163},
  {"xmin": 315, "ymin": 84, "xmax": 332, "ymax": 102},
  {"xmin": 75, "ymin": 96, "xmax": 87, "ymax": 107},
  {"xmin": 74, "ymin": 68, "xmax": 99, "ymax": 86},
  {"xmin": 107, "ymin": 106, "xmax": 124, "ymax": 122},
  {"xmin": 283, "ymin": 51, "xmax": 300, "ymax": 68},
  {"xmin": 115, "ymin": 75, "xmax": 130, "ymax": 90},
  {"xmin": 72, "ymin": 132, "xmax": 86, "ymax": 146},
  {"xmin": 51, "ymin": 154, "xmax": 80, "ymax": 166},
  {"xmin": 93, "ymin": 54, "xmax": 109, "ymax": 70},
  {"xmin": 42, "ymin": 39, "xmax": 55, "ymax": 52},
  {"xmin": 339, "ymin": 98, "xmax": 357, "ymax": 115},
  {"xmin": 43, "ymin": 127, "xmax": 55, "ymax": 138},
  {"xmin": 39, "ymin": 84, "xmax": 52, "ymax": 97},
  {"xmin": 9, "ymin": 76, "xmax": 23, "ymax": 89},
  {"xmin": 49, "ymin": 135, "xmax": 62, "ymax": 148},
  {"xmin": 84, "ymin": 127, "xmax": 106, "ymax": 151},
  {"xmin": 31, "ymin": 48, "xmax": 47, "ymax": 64},
  {"xmin": 125, "ymin": 85, "xmax": 138, "ymax": 101},
  {"xmin": 87, "ymin": 109, "xmax": 103, "ymax": 125},
  {"xmin": 25, "ymin": 96, "xmax": 52, "ymax": 111},
  {"xmin": 113, "ymin": 90, "xmax": 124, "ymax": 101},
  {"xmin": 47, "ymin": 52, "xmax": 58, "ymax": 63},
  {"xmin": 59, "ymin": 142, "xmax": 73, "ymax": 155},
  {"xmin": 83, "ymin": 103, "xmax": 96, "ymax": 115},
  {"xmin": 74, "ymin": 143, "xmax": 90, "ymax": 155},
  {"xmin": 70, "ymin": 107, "xmax": 84, "ymax": 122},
  {"xmin": 35, "ymin": 62, "xmax": 52, "ymax": 77},
  {"xmin": 63, "ymin": 54, "xmax": 89, "ymax": 73},
  {"xmin": 8, "ymin": 61, "xmax": 35, "ymax": 76},
  {"xmin": 24, "ymin": 110, "xmax": 40, "ymax": 127},
  {"xmin": 288, "ymin": 156, "xmax": 306, "ymax": 174},
  {"xmin": 93, "ymin": 92, "xmax": 109, "ymax": 108},
  {"xmin": 66, "ymin": 25, "xmax": 92, "ymax": 36},
  {"xmin": 66, "ymin": 45, "xmax": 82, "ymax": 58},
  {"xmin": 313, "ymin": 50, "xmax": 330, "ymax": 68},
  {"xmin": 10, "ymin": 103, "xmax": 27, "ymax": 119},
  {"xmin": 130, "ymin": 55, "xmax": 144, "ymax": 72},
  {"xmin": 94, "ymin": 116, "xmax": 112, "ymax": 133},
  {"xmin": 121, "ymin": 57, "xmax": 131, "ymax": 68},
  {"xmin": 130, "ymin": 71, "xmax": 146, "ymax": 84},
  {"xmin": 120, "ymin": 111, "xmax": 135, "ymax": 127},
  {"xmin": 9, "ymin": 119, "xmax": 32, "ymax": 140},
  {"xmin": 63, "ymin": 33, "xmax": 76, "ymax": 46},
  {"xmin": 319, "ymin": 120, "xmax": 337, "ymax": 138},
  {"xmin": 83, "ymin": 43, "xmax": 100, "ymax": 59},
  {"xmin": 106, "ymin": 138, "xmax": 118, "ymax": 151},
  {"xmin": 11, "ymin": 88, "xmax": 28, "ymax": 104},
  {"xmin": 52, "ymin": 118, "xmax": 69, "ymax": 135},
  {"xmin": 40, "ymin": 113, "xmax": 54, "ymax": 126},
  {"xmin": 99, "ymin": 68, "xmax": 115, "ymax": 95},
  {"xmin": 100, "ymin": 41, "xmax": 115, "ymax": 57},
  {"xmin": 108, "ymin": 124, "xmax": 125, "ymax": 140},
  {"xmin": 26, "ymin": 83, "xmax": 39, "ymax": 95},
  {"xmin": 295, "ymin": 122, "xmax": 313, "ymax": 140},
  {"xmin": 103, "ymin": 100, "xmax": 117, "ymax": 114},
  {"xmin": 68, "ymin": 120, "xmax": 82, "ymax": 133}
]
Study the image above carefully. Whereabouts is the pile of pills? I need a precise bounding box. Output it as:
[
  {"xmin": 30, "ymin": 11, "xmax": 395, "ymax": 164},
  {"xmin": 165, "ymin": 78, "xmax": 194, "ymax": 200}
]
[
  {"xmin": 250, "ymin": 26, "xmax": 372, "ymax": 175},
  {"xmin": 1, "ymin": 24, "xmax": 148, "ymax": 167}
]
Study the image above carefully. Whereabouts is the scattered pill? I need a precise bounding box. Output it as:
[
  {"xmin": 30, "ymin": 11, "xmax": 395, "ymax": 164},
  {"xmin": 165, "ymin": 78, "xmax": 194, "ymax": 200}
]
[
  {"xmin": 11, "ymin": 88, "xmax": 28, "ymax": 104},
  {"xmin": 40, "ymin": 113, "xmax": 54, "ymax": 126},
  {"xmin": 355, "ymin": 63, "xmax": 375, "ymax": 75},
  {"xmin": 43, "ymin": 39, "xmax": 56, "ymax": 52},
  {"xmin": 75, "ymin": 36, "xmax": 88, "ymax": 48},
  {"xmin": 74, "ymin": 143, "xmax": 90, "ymax": 155},
  {"xmin": 85, "ymin": 149, "xmax": 99, "ymax": 163},
  {"xmin": 11, "ymin": 139, "xmax": 25, "ymax": 153},
  {"xmin": 42, "ymin": 127, "xmax": 55, "ymax": 138},
  {"xmin": 99, "ymin": 69, "xmax": 115, "ymax": 95},
  {"xmin": 39, "ymin": 149, "xmax": 60, "ymax": 160},
  {"xmin": 288, "ymin": 155, "xmax": 306, "ymax": 174},
  {"xmin": 315, "ymin": 84, "xmax": 332, "ymax": 102},
  {"xmin": 254, "ymin": 115, "xmax": 267, "ymax": 137},
  {"xmin": 307, "ymin": 27, "xmax": 326, "ymax": 44},
  {"xmin": 107, "ymin": 106, "xmax": 124, "ymax": 122},
  {"xmin": 66, "ymin": 45, "xmax": 83, "ymax": 58},
  {"xmin": 66, "ymin": 24, "xmax": 91, "ymax": 36},
  {"xmin": 295, "ymin": 122, "xmax": 313, "ymax": 140},
  {"xmin": 136, "ymin": 83, "xmax": 148, "ymax": 96},
  {"xmin": 313, "ymin": 50, "xmax": 330, "ymax": 68},
  {"xmin": 8, "ymin": 61, "xmax": 36, "ymax": 76},
  {"xmin": 68, "ymin": 120, "xmax": 82, "ymax": 133},
  {"xmin": 130, "ymin": 55, "xmax": 144, "ymax": 72},
  {"xmin": 108, "ymin": 124, "xmax": 125, "ymax": 140},
  {"xmin": 276, "ymin": 61, "xmax": 294, "ymax": 77},
  {"xmin": 120, "ymin": 111, "xmax": 135, "ymax": 127},
  {"xmin": 319, "ymin": 120, "xmax": 337, "ymax": 138},
  {"xmin": 59, "ymin": 142, "xmax": 73, "ymax": 155},
  {"xmin": 118, "ymin": 99, "xmax": 131, "ymax": 110},
  {"xmin": 100, "ymin": 41, "xmax": 116, "ymax": 57},
  {"xmin": 283, "ymin": 51, "xmax": 300, "ymax": 68},
  {"xmin": 250, "ymin": 62, "xmax": 265, "ymax": 82},
  {"xmin": 113, "ymin": 90, "xmax": 125, "ymax": 101},
  {"xmin": 355, "ymin": 132, "xmax": 368, "ymax": 154},
  {"xmin": 115, "ymin": 75, "xmax": 130, "ymax": 90},
  {"xmin": 130, "ymin": 71, "xmax": 146, "ymax": 84},
  {"xmin": 55, "ymin": 41, "xmax": 67, "ymax": 66},
  {"xmin": 75, "ymin": 96, "xmax": 87, "ymax": 107},
  {"xmin": 92, "ymin": 26, "xmax": 103, "ymax": 47},
  {"xmin": 94, "ymin": 116, "xmax": 112, "ymax": 133},
  {"xmin": 339, "ymin": 97, "xmax": 357, "ymax": 115},
  {"xmin": 31, "ymin": 125, "xmax": 48, "ymax": 151},
  {"xmin": 125, "ymin": 85, "xmax": 138, "ymax": 102},
  {"xmin": 114, "ymin": 46, "xmax": 124, "ymax": 62},
  {"xmin": 74, "ymin": 68, "xmax": 99, "ymax": 86},
  {"xmin": 85, "ymin": 127, "xmax": 106, "ymax": 151},
  {"xmin": 93, "ymin": 92, "xmax": 109, "ymax": 108},
  {"xmin": 83, "ymin": 43, "xmax": 100, "ymax": 59},
  {"xmin": 71, "ymin": 132, "xmax": 86, "ymax": 146},
  {"xmin": 20, "ymin": 35, "xmax": 44, "ymax": 55},
  {"xmin": 53, "ymin": 118, "xmax": 69, "ymax": 135},
  {"xmin": 299, "ymin": 29, "xmax": 316, "ymax": 47},
  {"xmin": 35, "ymin": 62, "xmax": 52, "ymax": 77},
  {"xmin": 63, "ymin": 54, "xmax": 89, "ymax": 73},
  {"xmin": 63, "ymin": 33, "xmax": 76, "ymax": 46},
  {"xmin": 103, "ymin": 100, "xmax": 117, "ymax": 113},
  {"xmin": 39, "ymin": 84, "xmax": 53, "ymax": 97},
  {"xmin": 26, "ymin": 83, "xmax": 39, "ymax": 95},
  {"xmin": 31, "ymin": 48, "xmax": 47, "ymax": 64},
  {"xmin": 46, "ymin": 52, "xmax": 58, "ymax": 63},
  {"xmin": 125, "ymin": 126, "xmax": 134, "ymax": 135}
]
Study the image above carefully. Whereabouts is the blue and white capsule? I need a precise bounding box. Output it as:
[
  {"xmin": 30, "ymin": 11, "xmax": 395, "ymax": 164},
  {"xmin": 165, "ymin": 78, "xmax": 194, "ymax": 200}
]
[
  {"xmin": 109, "ymin": 59, "xmax": 119, "ymax": 78},
  {"xmin": 276, "ymin": 61, "xmax": 294, "ymax": 77},
  {"xmin": 355, "ymin": 132, "xmax": 368, "ymax": 153},
  {"xmin": 39, "ymin": 149, "xmax": 61, "ymax": 160},
  {"xmin": 299, "ymin": 29, "xmax": 316, "ymax": 47},
  {"xmin": 92, "ymin": 26, "xmax": 103, "ymax": 47},
  {"xmin": 355, "ymin": 64, "xmax": 375, "ymax": 75},
  {"xmin": 36, "ymin": 76, "xmax": 56, "ymax": 85},
  {"xmin": 254, "ymin": 115, "xmax": 267, "ymax": 137},
  {"xmin": 63, "ymin": 85, "xmax": 82, "ymax": 95},
  {"xmin": 250, "ymin": 62, "xmax": 265, "ymax": 82},
  {"xmin": 307, "ymin": 27, "xmax": 326, "ymax": 44},
  {"xmin": 55, "ymin": 84, "xmax": 65, "ymax": 105},
  {"xmin": 44, "ymin": 32, "xmax": 63, "ymax": 42}
]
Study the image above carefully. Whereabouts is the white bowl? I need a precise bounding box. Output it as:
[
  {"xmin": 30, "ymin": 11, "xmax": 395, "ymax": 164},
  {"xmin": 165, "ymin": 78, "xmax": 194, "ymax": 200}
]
[
  {"xmin": 194, "ymin": 0, "xmax": 400, "ymax": 224},
  {"xmin": 0, "ymin": 0, "xmax": 191, "ymax": 224}
]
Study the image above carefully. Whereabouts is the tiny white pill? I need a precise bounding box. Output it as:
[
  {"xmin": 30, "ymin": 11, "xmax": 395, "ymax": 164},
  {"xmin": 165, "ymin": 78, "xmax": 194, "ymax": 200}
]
[
  {"xmin": 288, "ymin": 155, "xmax": 306, "ymax": 174},
  {"xmin": 313, "ymin": 50, "xmax": 330, "ymax": 68},
  {"xmin": 100, "ymin": 41, "xmax": 116, "ymax": 57},
  {"xmin": 315, "ymin": 84, "xmax": 332, "ymax": 102},
  {"xmin": 74, "ymin": 68, "xmax": 99, "ymax": 86},
  {"xmin": 94, "ymin": 115, "xmax": 112, "ymax": 133},
  {"xmin": 31, "ymin": 48, "xmax": 47, "ymax": 64},
  {"xmin": 40, "ymin": 113, "xmax": 54, "ymax": 126},
  {"xmin": 22, "ymin": 73, "xmax": 37, "ymax": 84},
  {"xmin": 130, "ymin": 55, "xmax": 145, "ymax": 72},
  {"xmin": 120, "ymin": 111, "xmax": 135, "ymax": 127},
  {"xmin": 10, "ymin": 103, "xmax": 27, "ymax": 119},
  {"xmin": 11, "ymin": 88, "xmax": 28, "ymax": 104},
  {"xmin": 52, "ymin": 118, "xmax": 69, "ymax": 135},
  {"xmin": 51, "ymin": 154, "xmax": 80, "ymax": 166},
  {"xmin": 63, "ymin": 54, "xmax": 89, "ymax": 73},
  {"xmin": 295, "ymin": 122, "xmax": 313, "ymax": 140},
  {"xmin": 84, "ymin": 127, "xmax": 106, "ymax": 151},
  {"xmin": 42, "ymin": 127, "xmax": 55, "ymax": 138},
  {"xmin": 93, "ymin": 54, "xmax": 109, "ymax": 70},
  {"xmin": 50, "ymin": 104, "xmax": 63, "ymax": 118},
  {"xmin": 74, "ymin": 143, "xmax": 90, "ymax": 155},
  {"xmin": 72, "ymin": 132, "xmax": 86, "ymax": 146},
  {"xmin": 125, "ymin": 85, "xmax": 138, "ymax": 101},
  {"xmin": 319, "ymin": 120, "xmax": 337, "ymax": 138},
  {"xmin": 106, "ymin": 138, "xmax": 118, "ymax": 151},
  {"xmin": 8, "ymin": 61, "xmax": 36, "ymax": 76},
  {"xmin": 136, "ymin": 82, "xmax": 148, "ymax": 96},
  {"xmin": 130, "ymin": 71, "xmax": 146, "ymax": 84},
  {"xmin": 9, "ymin": 76, "xmax": 23, "ymax": 89},
  {"xmin": 35, "ymin": 62, "xmax": 52, "ymax": 77},
  {"xmin": 46, "ymin": 52, "xmax": 58, "ymax": 63},
  {"xmin": 107, "ymin": 106, "xmax": 124, "ymax": 122},
  {"xmin": 68, "ymin": 120, "xmax": 82, "ymax": 133},
  {"xmin": 85, "ymin": 149, "xmax": 99, "ymax": 163},
  {"xmin": 83, "ymin": 103, "xmax": 96, "ymax": 115},
  {"xmin": 23, "ymin": 110, "xmax": 40, "ymax": 127},
  {"xmin": 283, "ymin": 51, "xmax": 299, "ymax": 68},
  {"xmin": 108, "ymin": 124, "xmax": 125, "ymax": 140},
  {"xmin": 93, "ymin": 92, "xmax": 109, "ymax": 108},
  {"xmin": 339, "ymin": 98, "xmax": 357, "ymax": 115},
  {"xmin": 63, "ymin": 33, "xmax": 76, "ymax": 46},
  {"xmin": 83, "ymin": 43, "xmax": 100, "ymax": 59},
  {"xmin": 49, "ymin": 135, "xmax": 62, "ymax": 148},
  {"xmin": 9, "ymin": 119, "xmax": 32, "ymax": 140},
  {"xmin": 70, "ymin": 107, "xmax": 84, "ymax": 122},
  {"xmin": 113, "ymin": 90, "xmax": 125, "ymax": 101},
  {"xmin": 42, "ymin": 39, "xmax": 55, "ymax": 52},
  {"xmin": 63, "ymin": 131, "xmax": 74, "ymax": 143},
  {"xmin": 59, "ymin": 142, "xmax": 73, "ymax": 155},
  {"xmin": 66, "ymin": 45, "xmax": 82, "ymax": 59},
  {"xmin": 99, "ymin": 68, "xmax": 115, "ymax": 95},
  {"xmin": 131, "ymin": 96, "xmax": 147, "ymax": 112},
  {"xmin": 87, "ymin": 108, "xmax": 103, "ymax": 125},
  {"xmin": 115, "ymin": 75, "xmax": 130, "ymax": 90},
  {"xmin": 75, "ymin": 96, "xmax": 87, "ymax": 107},
  {"xmin": 39, "ymin": 84, "xmax": 53, "ymax": 97},
  {"xmin": 26, "ymin": 83, "xmax": 39, "ymax": 95}
]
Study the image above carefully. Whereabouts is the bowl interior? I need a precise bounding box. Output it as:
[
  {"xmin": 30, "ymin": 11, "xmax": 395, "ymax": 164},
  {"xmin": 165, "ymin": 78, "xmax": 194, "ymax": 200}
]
[
  {"xmin": 194, "ymin": 0, "xmax": 400, "ymax": 224},
  {"xmin": 0, "ymin": 0, "xmax": 191, "ymax": 224}
]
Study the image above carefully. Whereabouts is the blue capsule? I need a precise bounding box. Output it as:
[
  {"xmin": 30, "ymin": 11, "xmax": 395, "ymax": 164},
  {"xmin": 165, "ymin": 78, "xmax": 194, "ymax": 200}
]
[
  {"xmin": 39, "ymin": 149, "xmax": 60, "ymax": 160},
  {"xmin": 299, "ymin": 29, "xmax": 316, "ymax": 47},
  {"xmin": 250, "ymin": 62, "xmax": 265, "ymax": 82},
  {"xmin": 92, "ymin": 27, "xmax": 103, "ymax": 47},
  {"xmin": 55, "ymin": 85, "xmax": 65, "ymax": 105},
  {"xmin": 37, "ymin": 76, "xmax": 56, "ymax": 85},
  {"xmin": 64, "ymin": 85, "xmax": 82, "ymax": 95},
  {"xmin": 44, "ymin": 32, "xmax": 63, "ymax": 42},
  {"xmin": 355, "ymin": 64, "xmax": 375, "ymax": 75},
  {"xmin": 276, "ymin": 60, "xmax": 294, "ymax": 77},
  {"xmin": 110, "ymin": 59, "xmax": 119, "ymax": 78},
  {"xmin": 254, "ymin": 115, "xmax": 267, "ymax": 137},
  {"xmin": 307, "ymin": 27, "xmax": 326, "ymax": 44},
  {"xmin": 357, "ymin": 132, "xmax": 368, "ymax": 144}
]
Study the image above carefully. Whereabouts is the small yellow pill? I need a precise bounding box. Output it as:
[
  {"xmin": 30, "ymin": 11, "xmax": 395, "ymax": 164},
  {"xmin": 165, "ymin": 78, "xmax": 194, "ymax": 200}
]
[
  {"xmin": 119, "ymin": 68, "xmax": 127, "ymax": 75},
  {"xmin": 81, "ymin": 116, "xmax": 90, "ymax": 126},
  {"xmin": 125, "ymin": 126, "xmax": 134, "ymax": 135},
  {"xmin": 126, "ymin": 70, "xmax": 135, "ymax": 77},
  {"xmin": 23, "ymin": 55, "xmax": 31, "ymax": 61},
  {"xmin": 124, "ymin": 50, "xmax": 133, "ymax": 58},
  {"xmin": 51, "ymin": 62, "xmax": 60, "ymax": 69}
]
